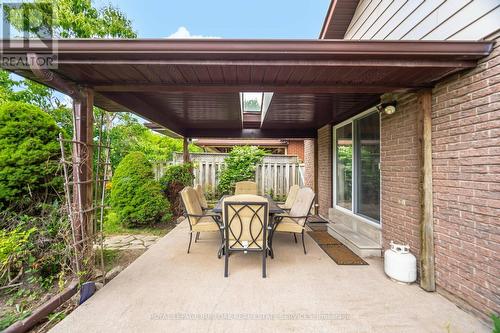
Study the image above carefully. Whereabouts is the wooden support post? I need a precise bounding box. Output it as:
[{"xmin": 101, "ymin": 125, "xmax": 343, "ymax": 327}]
[
  {"xmin": 417, "ymin": 89, "xmax": 436, "ymax": 291},
  {"xmin": 72, "ymin": 88, "xmax": 94, "ymax": 247},
  {"xmin": 183, "ymin": 137, "xmax": 190, "ymax": 164}
]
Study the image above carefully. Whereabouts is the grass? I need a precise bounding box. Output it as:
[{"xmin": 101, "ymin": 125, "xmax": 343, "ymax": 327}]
[{"xmin": 103, "ymin": 211, "xmax": 176, "ymax": 237}]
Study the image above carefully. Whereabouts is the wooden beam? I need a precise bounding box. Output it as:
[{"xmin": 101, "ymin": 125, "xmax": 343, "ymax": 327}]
[
  {"xmin": 184, "ymin": 128, "xmax": 317, "ymax": 139},
  {"xmin": 183, "ymin": 137, "xmax": 190, "ymax": 164},
  {"xmin": 4, "ymin": 279, "xmax": 79, "ymax": 333},
  {"xmin": 94, "ymin": 84, "xmax": 424, "ymax": 94},
  {"xmin": 61, "ymin": 59, "xmax": 478, "ymax": 68},
  {"xmin": 417, "ymin": 89, "xmax": 436, "ymax": 291},
  {"xmin": 100, "ymin": 92, "xmax": 186, "ymax": 137},
  {"xmin": 72, "ymin": 88, "xmax": 94, "ymax": 245}
]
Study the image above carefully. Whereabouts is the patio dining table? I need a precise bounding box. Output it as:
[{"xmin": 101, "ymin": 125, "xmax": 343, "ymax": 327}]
[{"xmin": 212, "ymin": 194, "xmax": 284, "ymax": 258}]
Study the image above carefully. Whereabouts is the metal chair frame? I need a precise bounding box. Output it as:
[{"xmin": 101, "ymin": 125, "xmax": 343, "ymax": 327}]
[
  {"xmin": 270, "ymin": 194, "xmax": 315, "ymax": 256},
  {"xmin": 180, "ymin": 193, "xmax": 224, "ymax": 258},
  {"xmin": 223, "ymin": 201, "xmax": 269, "ymax": 278}
]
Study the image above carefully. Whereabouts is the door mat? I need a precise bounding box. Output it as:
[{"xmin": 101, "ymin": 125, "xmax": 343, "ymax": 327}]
[
  {"xmin": 307, "ymin": 224, "xmax": 328, "ymax": 232},
  {"xmin": 307, "ymin": 231, "xmax": 368, "ymax": 265},
  {"xmin": 307, "ymin": 215, "xmax": 328, "ymax": 223}
]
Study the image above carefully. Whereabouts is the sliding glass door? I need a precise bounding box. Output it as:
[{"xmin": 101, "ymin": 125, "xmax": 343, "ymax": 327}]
[
  {"xmin": 334, "ymin": 110, "xmax": 380, "ymax": 224},
  {"xmin": 335, "ymin": 124, "xmax": 352, "ymax": 210}
]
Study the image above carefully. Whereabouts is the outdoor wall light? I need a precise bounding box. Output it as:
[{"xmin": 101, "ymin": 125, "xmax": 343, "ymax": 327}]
[{"xmin": 378, "ymin": 101, "xmax": 397, "ymax": 115}]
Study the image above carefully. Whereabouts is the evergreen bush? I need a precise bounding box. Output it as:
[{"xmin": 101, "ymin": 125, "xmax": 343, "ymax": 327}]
[
  {"xmin": 0, "ymin": 102, "xmax": 62, "ymax": 207},
  {"xmin": 110, "ymin": 152, "xmax": 171, "ymax": 227}
]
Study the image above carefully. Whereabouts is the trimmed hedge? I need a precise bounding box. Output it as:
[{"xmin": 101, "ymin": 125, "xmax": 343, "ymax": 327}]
[
  {"xmin": 0, "ymin": 102, "xmax": 61, "ymax": 207},
  {"xmin": 110, "ymin": 152, "xmax": 172, "ymax": 227}
]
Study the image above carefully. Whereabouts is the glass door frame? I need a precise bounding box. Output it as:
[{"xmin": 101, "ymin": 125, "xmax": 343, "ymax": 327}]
[{"xmin": 332, "ymin": 107, "xmax": 382, "ymax": 228}]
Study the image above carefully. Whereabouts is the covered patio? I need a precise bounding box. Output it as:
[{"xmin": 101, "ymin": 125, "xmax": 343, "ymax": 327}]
[
  {"xmin": 49, "ymin": 220, "xmax": 489, "ymax": 332},
  {"xmin": 2, "ymin": 38, "xmax": 494, "ymax": 331}
]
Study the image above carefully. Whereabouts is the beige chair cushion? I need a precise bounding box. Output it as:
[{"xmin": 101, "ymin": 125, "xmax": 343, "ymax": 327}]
[
  {"xmin": 275, "ymin": 187, "xmax": 315, "ymax": 234},
  {"xmin": 180, "ymin": 186, "xmax": 203, "ymax": 225},
  {"xmin": 275, "ymin": 217, "xmax": 304, "ymax": 233},
  {"xmin": 289, "ymin": 187, "xmax": 315, "ymax": 227},
  {"xmin": 281, "ymin": 185, "xmax": 300, "ymax": 210},
  {"xmin": 222, "ymin": 194, "xmax": 268, "ymax": 249},
  {"xmin": 195, "ymin": 184, "xmax": 208, "ymax": 209},
  {"xmin": 191, "ymin": 216, "xmax": 220, "ymax": 232},
  {"xmin": 234, "ymin": 181, "xmax": 258, "ymax": 195}
]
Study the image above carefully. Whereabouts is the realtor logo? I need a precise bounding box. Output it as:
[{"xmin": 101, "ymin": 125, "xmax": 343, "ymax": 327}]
[{"xmin": 1, "ymin": 1, "xmax": 57, "ymax": 69}]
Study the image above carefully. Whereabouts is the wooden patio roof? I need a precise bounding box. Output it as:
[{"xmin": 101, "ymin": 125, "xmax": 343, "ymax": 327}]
[{"xmin": 1, "ymin": 39, "xmax": 492, "ymax": 138}]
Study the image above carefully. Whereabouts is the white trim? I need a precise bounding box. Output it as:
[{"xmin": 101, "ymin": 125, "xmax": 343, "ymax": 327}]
[{"xmin": 332, "ymin": 106, "xmax": 382, "ymax": 228}]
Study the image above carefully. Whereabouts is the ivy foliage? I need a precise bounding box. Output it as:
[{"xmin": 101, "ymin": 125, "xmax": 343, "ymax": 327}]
[
  {"xmin": 217, "ymin": 146, "xmax": 265, "ymax": 195},
  {"xmin": 0, "ymin": 102, "xmax": 62, "ymax": 207},
  {"xmin": 110, "ymin": 152, "xmax": 172, "ymax": 227}
]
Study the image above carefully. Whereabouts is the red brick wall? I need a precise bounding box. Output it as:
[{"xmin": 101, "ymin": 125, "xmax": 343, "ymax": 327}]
[
  {"xmin": 380, "ymin": 38, "xmax": 500, "ymax": 321},
  {"xmin": 430, "ymin": 39, "xmax": 500, "ymax": 320},
  {"xmin": 380, "ymin": 94, "xmax": 421, "ymax": 259},
  {"xmin": 287, "ymin": 140, "xmax": 304, "ymax": 161},
  {"xmin": 304, "ymin": 139, "xmax": 315, "ymax": 189},
  {"xmin": 317, "ymin": 125, "xmax": 332, "ymax": 217}
]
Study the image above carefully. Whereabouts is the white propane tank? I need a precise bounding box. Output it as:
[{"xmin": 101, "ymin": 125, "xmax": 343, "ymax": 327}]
[{"xmin": 384, "ymin": 241, "xmax": 417, "ymax": 283}]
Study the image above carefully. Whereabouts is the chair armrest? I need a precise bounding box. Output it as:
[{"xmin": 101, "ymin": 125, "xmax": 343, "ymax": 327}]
[{"xmin": 274, "ymin": 214, "xmax": 310, "ymax": 226}]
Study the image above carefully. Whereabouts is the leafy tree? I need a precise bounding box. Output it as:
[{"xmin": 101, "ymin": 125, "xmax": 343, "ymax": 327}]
[
  {"xmin": 4, "ymin": 0, "xmax": 136, "ymax": 38},
  {"xmin": 109, "ymin": 115, "xmax": 202, "ymax": 169},
  {"xmin": 244, "ymin": 99, "xmax": 261, "ymax": 111},
  {"xmin": 1, "ymin": 0, "xmax": 138, "ymax": 130},
  {"xmin": 110, "ymin": 152, "xmax": 172, "ymax": 227},
  {"xmin": 0, "ymin": 71, "xmax": 56, "ymax": 111},
  {"xmin": 217, "ymin": 146, "xmax": 265, "ymax": 195},
  {"xmin": 0, "ymin": 102, "xmax": 62, "ymax": 207}
]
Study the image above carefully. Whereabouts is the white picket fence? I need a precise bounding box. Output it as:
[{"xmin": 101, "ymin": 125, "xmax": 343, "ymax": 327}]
[{"xmin": 154, "ymin": 153, "xmax": 304, "ymax": 198}]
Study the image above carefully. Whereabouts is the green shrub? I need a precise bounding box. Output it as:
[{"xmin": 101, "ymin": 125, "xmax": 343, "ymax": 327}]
[
  {"xmin": 159, "ymin": 163, "xmax": 194, "ymax": 218},
  {"xmin": 110, "ymin": 152, "xmax": 172, "ymax": 227},
  {"xmin": 0, "ymin": 102, "xmax": 62, "ymax": 207},
  {"xmin": 160, "ymin": 163, "xmax": 194, "ymax": 187},
  {"xmin": 217, "ymin": 146, "xmax": 265, "ymax": 195},
  {"xmin": 492, "ymin": 314, "xmax": 500, "ymax": 333},
  {"xmin": 0, "ymin": 201, "xmax": 72, "ymax": 289},
  {"xmin": 0, "ymin": 226, "xmax": 37, "ymax": 285}
]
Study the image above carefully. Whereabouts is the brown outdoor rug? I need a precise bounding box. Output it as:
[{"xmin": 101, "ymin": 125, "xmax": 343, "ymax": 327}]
[
  {"xmin": 307, "ymin": 231, "xmax": 368, "ymax": 265},
  {"xmin": 307, "ymin": 224, "xmax": 328, "ymax": 232}
]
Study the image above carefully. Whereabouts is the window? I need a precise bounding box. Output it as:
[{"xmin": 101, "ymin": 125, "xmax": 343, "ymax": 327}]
[{"xmin": 334, "ymin": 110, "xmax": 380, "ymax": 224}]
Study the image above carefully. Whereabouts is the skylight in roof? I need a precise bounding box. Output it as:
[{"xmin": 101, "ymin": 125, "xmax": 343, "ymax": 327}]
[{"xmin": 242, "ymin": 92, "xmax": 264, "ymax": 112}]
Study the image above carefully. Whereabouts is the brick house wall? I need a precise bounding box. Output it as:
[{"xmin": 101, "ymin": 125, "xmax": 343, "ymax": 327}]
[
  {"xmin": 379, "ymin": 38, "xmax": 499, "ymax": 321},
  {"xmin": 287, "ymin": 140, "xmax": 304, "ymax": 161},
  {"xmin": 317, "ymin": 125, "xmax": 332, "ymax": 217},
  {"xmin": 380, "ymin": 93, "xmax": 421, "ymax": 260},
  {"xmin": 303, "ymin": 139, "xmax": 315, "ymax": 189},
  {"xmin": 430, "ymin": 39, "xmax": 500, "ymax": 320}
]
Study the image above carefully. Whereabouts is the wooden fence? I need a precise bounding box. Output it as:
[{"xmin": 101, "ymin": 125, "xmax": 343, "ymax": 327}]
[{"xmin": 154, "ymin": 153, "xmax": 304, "ymax": 199}]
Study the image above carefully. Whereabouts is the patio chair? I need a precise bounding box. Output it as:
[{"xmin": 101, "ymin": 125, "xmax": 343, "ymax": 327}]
[
  {"xmin": 194, "ymin": 184, "xmax": 209, "ymax": 210},
  {"xmin": 234, "ymin": 181, "xmax": 258, "ymax": 195},
  {"xmin": 278, "ymin": 184, "xmax": 300, "ymax": 211},
  {"xmin": 222, "ymin": 194, "xmax": 269, "ymax": 278},
  {"xmin": 180, "ymin": 186, "xmax": 223, "ymax": 256},
  {"xmin": 273, "ymin": 187, "xmax": 315, "ymax": 254}
]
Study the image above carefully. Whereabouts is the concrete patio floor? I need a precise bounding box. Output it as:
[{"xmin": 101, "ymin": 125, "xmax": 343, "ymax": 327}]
[{"xmin": 51, "ymin": 221, "xmax": 489, "ymax": 333}]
